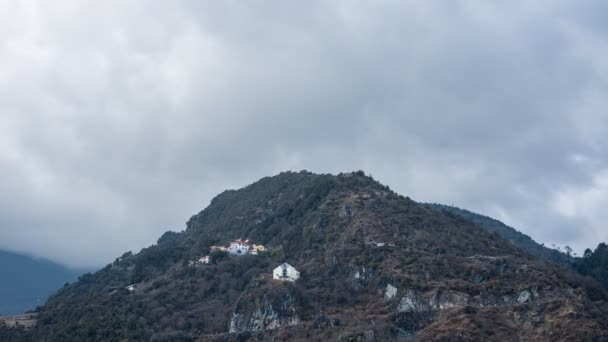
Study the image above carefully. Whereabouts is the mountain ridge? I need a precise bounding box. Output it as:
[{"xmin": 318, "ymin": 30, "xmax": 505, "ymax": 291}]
[
  {"xmin": 2, "ymin": 171, "xmax": 607, "ymax": 341},
  {"xmin": 425, "ymin": 203, "xmax": 573, "ymax": 266}
]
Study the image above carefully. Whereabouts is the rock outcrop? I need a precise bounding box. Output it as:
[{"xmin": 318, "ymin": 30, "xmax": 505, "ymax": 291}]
[{"xmin": 229, "ymin": 293, "xmax": 300, "ymax": 333}]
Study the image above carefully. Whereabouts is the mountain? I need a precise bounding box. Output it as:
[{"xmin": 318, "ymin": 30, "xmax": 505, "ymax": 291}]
[
  {"xmin": 0, "ymin": 250, "xmax": 79, "ymax": 315},
  {"xmin": 426, "ymin": 204, "xmax": 573, "ymax": 267},
  {"xmin": 2, "ymin": 171, "xmax": 608, "ymax": 341},
  {"xmin": 427, "ymin": 205, "xmax": 608, "ymax": 291}
]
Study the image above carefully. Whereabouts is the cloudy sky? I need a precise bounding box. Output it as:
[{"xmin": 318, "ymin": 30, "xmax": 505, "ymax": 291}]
[{"xmin": 1, "ymin": 1, "xmax": 607, "ymax": 268}]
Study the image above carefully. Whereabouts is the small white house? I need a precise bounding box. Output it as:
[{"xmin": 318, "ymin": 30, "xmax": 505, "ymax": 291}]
[
  {"xmin": 125, "ymin": 283, "xmax": 142, "ymax": 292},
  {"xmin": 228, "ymin": 239, "xmax": 251, "ymax": 255},
  {"xmin": 273, "ymin": 263, "xmax": 300, "ymax": 282}
]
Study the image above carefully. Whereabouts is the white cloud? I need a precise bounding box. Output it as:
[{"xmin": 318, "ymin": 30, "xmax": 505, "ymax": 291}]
[
  {"xmin": 0, "ymin": 0, "xmax": 607, "ymax": 267},
  {"xmin": 551, "ymin": 170, "xmax": 608, "ymax": 250}
]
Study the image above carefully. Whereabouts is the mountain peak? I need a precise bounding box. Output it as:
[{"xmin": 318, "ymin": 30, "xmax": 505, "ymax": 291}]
[{"xmin": 4, "ymin": 172, "xmax": 608, "ymax": 341}]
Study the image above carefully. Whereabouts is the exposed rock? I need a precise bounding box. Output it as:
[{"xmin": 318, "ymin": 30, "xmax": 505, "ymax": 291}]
[
  {"xmin": 397, "ymin": 290, "xmax": 425, "ymax": 313},
  {"xmin": 385, "ymin": 284, "xmax": 398, "ymax": 300},
  {"xmin": 395, "ymin": 291, "xmax": 435, "ymax": 335},
  {"xmin": 517, "ymin": 290, "xmax": 531, "ymax": 304},
  {"xmin": 430, "ymin": 289, "xmax": 469, "ymax": 309},
  {"xmin": 229, "ymin": 294, "xmax": 300, "ymax": 333}
]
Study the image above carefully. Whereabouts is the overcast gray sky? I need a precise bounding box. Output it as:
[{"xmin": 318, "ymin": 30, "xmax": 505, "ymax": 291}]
[{"xmin": 1, "ymin": 1, "xmax": 607, "ymax": 268}]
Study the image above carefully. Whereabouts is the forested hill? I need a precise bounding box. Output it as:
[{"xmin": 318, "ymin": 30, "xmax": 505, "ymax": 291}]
[
  {"xmin": 426, "ymin": 204, "xmax": 573, "ymax": 266},
  {"xmin": 0, "ymin": 250, "xmax": 79, "ymax": 315},
  {"xmin": 576, "ymin": 243, "xmax": 608, "ymax": 290},
  {"xmin": 2, "ymin": 171, "xmax": 608, "ymax": 341},
  {"xmin": 427, "ymin": 204, "xmax": 608, "ymax": 290}
]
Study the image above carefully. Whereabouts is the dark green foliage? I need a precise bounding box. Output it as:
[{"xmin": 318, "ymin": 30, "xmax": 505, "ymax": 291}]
[
  {"xmin": 427, "ymin": 204, "xmax": 573, "ymax": 266},
  {"xmin": 428, "ymin": 204, "xmax": 608, "ymax": 292},
  {"xmin": 0, "ymin": 326, "xmax": 26, "ymax": 342},
  {"xmin": 29, "ymin": 253, "xmax": 279, "ymax": 341},
  {"xmin": 575, "ymin": 243, "xmax": 608, "ymax": 289}
]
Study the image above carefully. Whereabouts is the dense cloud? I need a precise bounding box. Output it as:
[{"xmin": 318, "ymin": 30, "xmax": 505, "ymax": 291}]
[{"xmin": 1, "ymin": 1, "xmax": 607, "ymax": 267}]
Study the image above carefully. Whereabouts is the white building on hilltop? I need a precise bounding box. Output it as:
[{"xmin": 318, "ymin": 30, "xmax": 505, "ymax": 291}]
[
  {"xmin": 273, "ymin": 263, "xmax": 300, "ymax": 282},
  {"xmin": 212, "ymin": 239, "xmax": 267, "ymax": 256},
  {"xmin": 228, "ymin": 239, "xmax": 251, "ymax": 255}
]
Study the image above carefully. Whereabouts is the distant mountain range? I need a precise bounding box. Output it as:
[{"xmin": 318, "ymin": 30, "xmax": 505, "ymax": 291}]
[{"xmin": 0, "ymin": 250, "xmax": 82, "ymax": 315}]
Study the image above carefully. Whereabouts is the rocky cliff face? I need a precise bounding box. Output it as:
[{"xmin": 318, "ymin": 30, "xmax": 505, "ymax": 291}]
[
  {"xmin": 7, "ymin": 171, "xmax": 608, "ymax": 341},
  {"xmin": 229, "ymin": 285, "xmax": 300, "ymax": 334}
]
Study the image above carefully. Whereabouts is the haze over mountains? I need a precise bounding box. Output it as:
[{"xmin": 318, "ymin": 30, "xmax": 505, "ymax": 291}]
[
  {"xmin": 0, "ymin": 250, "xmax": 81, "ymax": 315},
  {"xmin": 1, "ymin": 171, "xmax": 606, "ymax": 341}
]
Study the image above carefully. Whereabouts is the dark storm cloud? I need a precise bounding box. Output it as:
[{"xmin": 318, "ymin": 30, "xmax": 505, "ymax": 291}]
[{"xmin": 1, "ymin": 1, "xmax": 607, "ymax": 267}]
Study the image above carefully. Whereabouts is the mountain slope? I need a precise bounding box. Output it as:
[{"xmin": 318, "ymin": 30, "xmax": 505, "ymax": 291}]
[
  {"xmin": 5, "ymin": 171, "xmax": 608, "ymax": 341},
  {"xmin": 0, "ymin": 250, "xmax": 78, "ymax": 315},
  {"xmin": 426, "ymin": 204, "xmax": 573, "ymax": 266},
  {"xmin": 426, "ymin": 205, "xmax": 608, "ymax": 293}
]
